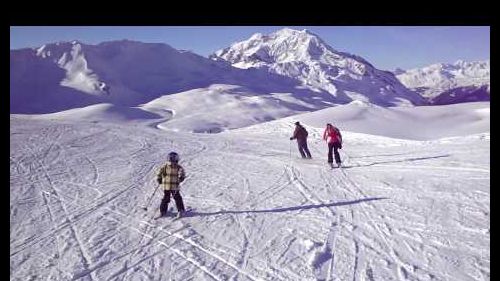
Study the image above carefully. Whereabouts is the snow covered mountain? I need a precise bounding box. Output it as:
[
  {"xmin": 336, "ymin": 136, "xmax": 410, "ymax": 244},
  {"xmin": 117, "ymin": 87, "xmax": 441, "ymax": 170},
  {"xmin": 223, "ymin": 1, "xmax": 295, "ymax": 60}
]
[
  {"xmin": 211, "ymin": 28, "xmax": 426, "ymax": 107},
  {"xmin": 396, "ymin": 60, "xmax": 490, "ymax": 104},
  {"xmin": 11, "ymin": 37, "xmax": 417, "ymax": 116},
  {"xmin": 10, "ymin": 40, "xmax": 238, "ymax": 113}
]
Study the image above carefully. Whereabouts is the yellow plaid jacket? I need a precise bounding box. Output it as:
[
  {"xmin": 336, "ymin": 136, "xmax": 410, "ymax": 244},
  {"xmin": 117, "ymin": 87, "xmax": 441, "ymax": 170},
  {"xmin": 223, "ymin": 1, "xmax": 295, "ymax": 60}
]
[{"xmin": 157, "ymin": 162, "xmax": 185, "ymax": 190}]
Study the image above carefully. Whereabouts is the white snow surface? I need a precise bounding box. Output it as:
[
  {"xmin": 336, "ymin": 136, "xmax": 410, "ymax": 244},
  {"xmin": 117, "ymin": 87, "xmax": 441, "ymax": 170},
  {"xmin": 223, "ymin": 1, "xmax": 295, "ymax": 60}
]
[
  {"xmin": 140, "ymin": 84, "xmax": 322, "ymax": 133},
  {"xmin": 288, "ymin": 101, "xmax": 490, "ymax": 140},
  {"xmin": 10, "ymin": 101, "xmax": 489, "ymax": 280},
  {"xmin": 22, "ymin": 88, "xmax": 490, "ymax": 140},
  {"xmin": 21, "ymin": 103, "xmax": 162, "ymax": 123}
]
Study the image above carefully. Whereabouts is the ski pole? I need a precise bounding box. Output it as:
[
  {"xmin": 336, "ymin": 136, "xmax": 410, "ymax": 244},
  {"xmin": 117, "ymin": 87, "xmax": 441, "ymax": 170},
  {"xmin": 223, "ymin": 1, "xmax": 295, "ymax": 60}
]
[{"xmin": 143, "ymin": 184, "xmax": 161, "ymax": 211}]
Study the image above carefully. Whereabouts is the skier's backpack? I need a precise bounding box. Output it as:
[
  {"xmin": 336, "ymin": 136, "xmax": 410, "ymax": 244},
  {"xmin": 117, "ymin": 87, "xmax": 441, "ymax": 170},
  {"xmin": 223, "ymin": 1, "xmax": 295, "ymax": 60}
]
[
  {"xmin": 333, "ymin": 126, "xmax": 342, "ymax": 143},
  {"xmin": 302, "ymin": 126, "xmax": 308, "ymax": 137}
]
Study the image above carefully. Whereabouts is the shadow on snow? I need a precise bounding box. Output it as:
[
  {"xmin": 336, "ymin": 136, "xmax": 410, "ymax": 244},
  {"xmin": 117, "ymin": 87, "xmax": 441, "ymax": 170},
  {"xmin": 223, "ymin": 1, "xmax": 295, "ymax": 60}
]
[
  {"xmin": 186, "ymin": 197, "xmax": 387, "ymax": 217},
  {"xmin": 342, "ymin": 154, "xmax": 450, "ymax": 169}
]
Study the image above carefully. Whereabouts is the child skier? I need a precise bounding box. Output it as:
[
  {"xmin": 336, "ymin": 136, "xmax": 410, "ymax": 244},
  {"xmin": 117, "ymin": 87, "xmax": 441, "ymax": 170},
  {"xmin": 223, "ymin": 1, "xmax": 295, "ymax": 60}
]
[{"xmin": 156, "ymin": 151, "xmax": 186, "ymax": 218}]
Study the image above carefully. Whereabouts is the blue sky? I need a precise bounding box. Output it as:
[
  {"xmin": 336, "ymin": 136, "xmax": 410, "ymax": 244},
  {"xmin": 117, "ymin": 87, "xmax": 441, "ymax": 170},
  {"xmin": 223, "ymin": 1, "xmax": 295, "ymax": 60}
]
[{"xmin": 10, "ymin": 26, "xmax": 489, "ymax": 70}]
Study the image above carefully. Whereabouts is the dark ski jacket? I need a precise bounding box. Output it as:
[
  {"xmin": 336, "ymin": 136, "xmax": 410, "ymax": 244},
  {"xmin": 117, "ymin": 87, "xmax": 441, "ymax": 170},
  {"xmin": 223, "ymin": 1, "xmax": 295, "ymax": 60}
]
[{"xmin": 291, "ymin": 125, "xmax": 309, "ymax": 143}]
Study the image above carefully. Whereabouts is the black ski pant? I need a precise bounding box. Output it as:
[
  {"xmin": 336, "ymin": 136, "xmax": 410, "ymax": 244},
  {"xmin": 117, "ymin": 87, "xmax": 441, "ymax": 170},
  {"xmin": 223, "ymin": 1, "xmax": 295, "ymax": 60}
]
[
  {"xmin": 328, "ymin": 142, "xmax": 341, "ymax": 164},
  {"xmin": 297, "ymin": 140, "xmax": 312, "ymax": 158},
  {"xmin": 160, "ymin": 190, "xmax": 185, "ymax": 215}
]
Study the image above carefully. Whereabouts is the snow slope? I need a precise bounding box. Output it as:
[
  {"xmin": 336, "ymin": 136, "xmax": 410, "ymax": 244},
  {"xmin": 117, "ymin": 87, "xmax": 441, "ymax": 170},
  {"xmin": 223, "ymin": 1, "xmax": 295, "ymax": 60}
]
[
  {"xmin": 12, "ymin": 81, "xmax": 342, "ymax": 134},
  {"xmin": 10, "ymin": 101, "xmax": 489, "ymax": 280},
  {"xmin": 285, "ymin": 101, "xmax": 490, "ymax": 140},
  {"xmin": 140, "ymin": 84, "xmax": 340, "ymax": 133},
  {"xmin": 396, "ymin": 60, "xmax": 490, "ymax": 104},
  {"xmin": 212, "ymin": 28, "xmax": 425, "ymax": 107},
  {"xmin": 22, "ymin": 95, "xmax": 489, "ymax": 139},
  {"xmin": 10, "ymin": 40, "xmax": 237, "ymax": 113},
  {"xmin": 19, "ymin": 103, "xmax": 162, "ymax": 123}
]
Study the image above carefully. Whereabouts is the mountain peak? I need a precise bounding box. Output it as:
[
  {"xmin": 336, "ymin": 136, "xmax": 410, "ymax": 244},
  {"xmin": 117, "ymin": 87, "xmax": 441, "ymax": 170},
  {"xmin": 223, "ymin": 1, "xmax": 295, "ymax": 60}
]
[
  {"xmin": 249, "ymin": 32, "xmax": 264, "ymax": 40},
  {"xmin": 212, "ymin": 29, "xmax": 425, "ymax": 106},
  {"xmin": 271, "ymin": 28, "xmax": 323, "ymax": 44},
  {"xmin": 215, "ymin": 28, "xmax": 335, "ymax": 68},
  {"xmin": 273, "ymin": 28, "xmax": 313, "ymax": 36},
  {"xmin": 393, "ymin": 68, "xmax": 406, "ymax": 75}
]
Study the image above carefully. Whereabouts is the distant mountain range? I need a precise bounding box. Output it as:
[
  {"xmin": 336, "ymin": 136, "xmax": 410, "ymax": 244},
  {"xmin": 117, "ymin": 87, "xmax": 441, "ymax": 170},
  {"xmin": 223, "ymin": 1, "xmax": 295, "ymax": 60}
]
[
  {"xmin": 10, "ymin": 28, "xmax": 489, "ymax": 118},
  {"xmin": 396, "ymin": 60, "xmax": 490, "ymax": 104},
  {"xmin": 11, "ymin": 29, "xmax": 428, "ymax": 115}
]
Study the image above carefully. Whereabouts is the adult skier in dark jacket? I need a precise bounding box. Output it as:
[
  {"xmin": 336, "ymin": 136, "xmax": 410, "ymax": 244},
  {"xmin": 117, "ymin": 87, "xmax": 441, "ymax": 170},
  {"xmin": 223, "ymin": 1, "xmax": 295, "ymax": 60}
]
[{"xmin": 290, "ymin": 121, "xmax": 312, "ymax": 159}]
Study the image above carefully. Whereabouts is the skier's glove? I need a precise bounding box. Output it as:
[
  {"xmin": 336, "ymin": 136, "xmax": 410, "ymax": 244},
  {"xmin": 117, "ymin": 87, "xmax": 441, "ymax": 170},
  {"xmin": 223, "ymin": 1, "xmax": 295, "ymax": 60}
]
[
  {"xmin": 289, "ymin": 137, "xmax": 293, "ymax": 140},
  {"xmin": 339, "ymin": 143, "xmax": 342, "ymax": 149},
  {"xmin": 157, "ymin": 177, "xmax": 162, "ymax": 184}
]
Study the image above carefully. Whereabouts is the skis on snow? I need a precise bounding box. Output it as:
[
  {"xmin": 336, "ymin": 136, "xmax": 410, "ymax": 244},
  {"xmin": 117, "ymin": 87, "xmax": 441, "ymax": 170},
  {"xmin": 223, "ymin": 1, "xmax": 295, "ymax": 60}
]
[
  {"xmin": 329, "ymin": 163, "xmax": 342, "ymax": 169},
  {"xmin": 153, "ymin": 208, "xmax": 193, "ymax": 221}
]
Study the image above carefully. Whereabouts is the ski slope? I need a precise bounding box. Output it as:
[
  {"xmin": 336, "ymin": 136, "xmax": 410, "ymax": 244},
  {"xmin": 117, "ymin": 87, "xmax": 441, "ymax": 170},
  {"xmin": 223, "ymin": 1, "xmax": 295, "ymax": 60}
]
[{"xmin": 10, "ymin": 105, "xmax": 489, "ymax": 281}]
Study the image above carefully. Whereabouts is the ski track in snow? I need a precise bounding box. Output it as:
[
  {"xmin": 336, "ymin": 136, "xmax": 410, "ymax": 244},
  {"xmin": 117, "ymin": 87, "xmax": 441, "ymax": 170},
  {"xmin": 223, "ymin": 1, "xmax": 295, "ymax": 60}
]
[{"xmin": 10, "ymin": 117, "xmax": 490, "ymax": 281}]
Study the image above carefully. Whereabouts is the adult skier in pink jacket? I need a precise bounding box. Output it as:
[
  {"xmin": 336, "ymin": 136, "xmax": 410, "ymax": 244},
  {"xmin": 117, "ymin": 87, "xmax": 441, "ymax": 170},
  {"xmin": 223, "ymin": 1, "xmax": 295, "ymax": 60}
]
[{"xmin": 323, "ymin": 123, "xmax": 343, "ymax": 168}]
